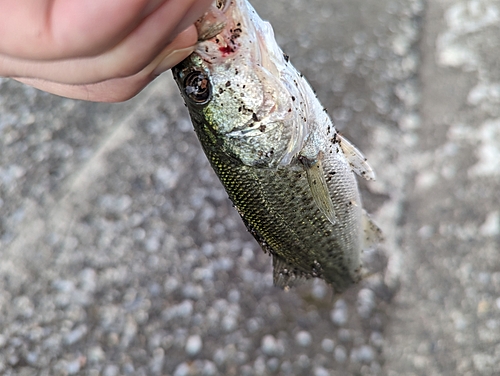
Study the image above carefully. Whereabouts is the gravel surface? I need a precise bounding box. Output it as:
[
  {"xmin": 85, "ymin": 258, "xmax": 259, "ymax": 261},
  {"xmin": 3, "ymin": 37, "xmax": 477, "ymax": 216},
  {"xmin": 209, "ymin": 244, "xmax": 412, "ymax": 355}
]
[{"xmin": 1, "ymin": 0, "xmax": 499, "ymax": 375}]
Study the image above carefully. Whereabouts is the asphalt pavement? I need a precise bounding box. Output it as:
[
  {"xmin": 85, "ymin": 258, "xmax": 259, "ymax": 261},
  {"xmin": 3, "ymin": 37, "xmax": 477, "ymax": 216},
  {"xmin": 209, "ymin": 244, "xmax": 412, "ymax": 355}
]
[{"xmin": 1, "ymin": 0, "xmax": 499, "ymax": 375}]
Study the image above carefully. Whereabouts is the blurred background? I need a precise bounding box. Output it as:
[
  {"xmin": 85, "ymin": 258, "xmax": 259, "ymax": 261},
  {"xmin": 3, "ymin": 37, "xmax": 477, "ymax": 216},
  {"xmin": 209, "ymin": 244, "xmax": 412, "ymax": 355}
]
[{"xmin": 1, "ymin": 0, "xmax": 499, "ymax": 375}]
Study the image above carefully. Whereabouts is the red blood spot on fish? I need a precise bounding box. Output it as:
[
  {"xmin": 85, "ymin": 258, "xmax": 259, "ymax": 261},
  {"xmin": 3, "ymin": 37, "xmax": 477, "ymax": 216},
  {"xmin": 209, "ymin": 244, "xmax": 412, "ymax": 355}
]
[{"xmin": 219, "ymin": 46, "xmax": 234, "ymax": 56}]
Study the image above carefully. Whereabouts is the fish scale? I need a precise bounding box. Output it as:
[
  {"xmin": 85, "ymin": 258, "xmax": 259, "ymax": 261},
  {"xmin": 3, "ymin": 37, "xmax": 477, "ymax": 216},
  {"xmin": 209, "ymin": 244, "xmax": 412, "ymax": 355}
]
[{"xmin": 193, "ymin": 115, "xmax": 362, "ymax": 292}]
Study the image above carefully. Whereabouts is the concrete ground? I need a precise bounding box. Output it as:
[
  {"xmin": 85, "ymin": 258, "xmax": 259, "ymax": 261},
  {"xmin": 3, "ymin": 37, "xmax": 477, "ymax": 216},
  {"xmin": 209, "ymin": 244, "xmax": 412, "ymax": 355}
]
[{"xmin": 1, "ymin": 0, "xmax": 499, "ymax": 375}]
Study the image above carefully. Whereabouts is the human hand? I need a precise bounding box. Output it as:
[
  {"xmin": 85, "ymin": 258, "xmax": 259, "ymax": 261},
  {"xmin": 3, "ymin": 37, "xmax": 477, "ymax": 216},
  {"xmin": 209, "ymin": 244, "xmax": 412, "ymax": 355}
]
[{"xmin": 0, "ymin": 0, "xmax": 213, "ymax": 102}]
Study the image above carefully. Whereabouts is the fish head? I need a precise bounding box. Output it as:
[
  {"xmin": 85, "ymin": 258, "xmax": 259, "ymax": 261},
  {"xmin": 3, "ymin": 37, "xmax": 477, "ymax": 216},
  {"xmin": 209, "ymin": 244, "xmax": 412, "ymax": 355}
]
[{"xmin": 173, "ymin": 0, "xmax": 311, "ymax": 166}]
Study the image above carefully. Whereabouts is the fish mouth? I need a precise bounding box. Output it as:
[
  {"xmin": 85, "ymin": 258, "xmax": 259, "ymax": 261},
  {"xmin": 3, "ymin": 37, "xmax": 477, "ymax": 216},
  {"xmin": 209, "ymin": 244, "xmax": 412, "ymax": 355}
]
[
  {"xmin": 193, "ymin": 0, "xmax": 288, "ymax": 107},
  {"xmin": 194, "ymin": 0, "xmax": 271, "ymax": 66},
  {"xmin": 195, "ymin": 1, "xmax": 232, "ymax": 41}
]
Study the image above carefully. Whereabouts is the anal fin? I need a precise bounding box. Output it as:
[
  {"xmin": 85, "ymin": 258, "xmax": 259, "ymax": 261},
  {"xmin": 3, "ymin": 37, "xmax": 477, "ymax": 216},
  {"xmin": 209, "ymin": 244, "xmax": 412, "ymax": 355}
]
[
  {"xmin": 362, "ymin": 210, "xmax": 384, "ymax": 250},
  {"xmin": 337, "ymin": 134, "xmax": 376, "ymax": 181},
  {"xmin": 272, "ymin": 254, "xmax": 304, "ymax": 289},
  {"xmin": 300, "ymin": 153, "xmax": 338, "ymax": 225}
]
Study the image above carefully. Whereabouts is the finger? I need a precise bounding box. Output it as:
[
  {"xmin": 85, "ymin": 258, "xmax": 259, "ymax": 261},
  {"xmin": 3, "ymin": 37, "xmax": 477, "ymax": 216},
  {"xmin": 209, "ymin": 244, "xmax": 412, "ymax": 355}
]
[
  {"xmin": 0, "ymin": 0, "xmax": 210, "ymax": 60},
  {"xmin": 15, "ymin": 73, "xmax": 154, "ymax": 103},
  {"xmin": 0, "ymin": 0, "xmax": 154, "ymax": 59},
  {"xmin": 13, "ymin": 26, "xmax": 198, "ymax": 102},
  {"xmin": 171, "ymin": 0, "xmax": 215, "ymax": 37},
  {"xmin": 0, "ymin": 0, "xmax": 211, "ymax": 84}
]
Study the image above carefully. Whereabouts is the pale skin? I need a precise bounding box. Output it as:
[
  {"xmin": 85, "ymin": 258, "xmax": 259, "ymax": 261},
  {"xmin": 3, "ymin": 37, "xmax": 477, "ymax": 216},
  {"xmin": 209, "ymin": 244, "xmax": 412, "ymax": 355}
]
[{"xmin": 0, "ymin": 0, "xmax": 213, "ymax": 102}]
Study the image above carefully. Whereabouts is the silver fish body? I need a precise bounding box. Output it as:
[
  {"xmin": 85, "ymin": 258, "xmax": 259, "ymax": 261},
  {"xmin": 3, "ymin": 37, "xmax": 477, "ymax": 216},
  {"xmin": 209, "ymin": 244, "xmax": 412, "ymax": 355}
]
[{"xmin": 172, "ymin": 0, "xmax": 382, "ymax": 292}]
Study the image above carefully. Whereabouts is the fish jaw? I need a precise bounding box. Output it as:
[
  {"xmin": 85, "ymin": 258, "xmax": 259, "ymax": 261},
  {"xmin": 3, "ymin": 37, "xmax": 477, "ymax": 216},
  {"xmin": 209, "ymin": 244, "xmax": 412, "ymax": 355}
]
[{"xmin": 195, "ymin": 0, "xmax": 283, "ymax": 69}]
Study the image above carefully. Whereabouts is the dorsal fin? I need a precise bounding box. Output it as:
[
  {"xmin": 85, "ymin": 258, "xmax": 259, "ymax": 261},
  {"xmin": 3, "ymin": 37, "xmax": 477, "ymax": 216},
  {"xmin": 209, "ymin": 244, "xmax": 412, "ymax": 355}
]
[
  {"xmin": 361, "ymin": 210, "xmax": 384, "ymax": 249},
  {"xmin": 337, "ymin": 134, "xmax": 376, "ymax": 180}
]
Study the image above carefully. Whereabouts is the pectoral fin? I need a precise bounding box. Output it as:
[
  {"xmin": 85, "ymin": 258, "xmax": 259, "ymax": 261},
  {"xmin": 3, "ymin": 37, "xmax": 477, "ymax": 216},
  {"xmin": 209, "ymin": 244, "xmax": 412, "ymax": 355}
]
[
  {"xmin": 337, "ymin": 134, "xmax": 376, "ymax": 181},
  {"xmin": 361, "ymin": 210, "xmax": 384, "ymax": 250},
  {"xmin": 301, "ymin": 153, "xmax": 338, "ymax": 225}
]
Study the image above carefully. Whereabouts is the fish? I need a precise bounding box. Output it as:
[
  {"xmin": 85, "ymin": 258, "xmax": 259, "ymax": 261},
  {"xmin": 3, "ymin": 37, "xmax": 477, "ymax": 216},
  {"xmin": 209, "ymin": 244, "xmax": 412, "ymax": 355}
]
[{"xmin": 172, "ymin": 0, "xmax": 382, "ymax": 293}]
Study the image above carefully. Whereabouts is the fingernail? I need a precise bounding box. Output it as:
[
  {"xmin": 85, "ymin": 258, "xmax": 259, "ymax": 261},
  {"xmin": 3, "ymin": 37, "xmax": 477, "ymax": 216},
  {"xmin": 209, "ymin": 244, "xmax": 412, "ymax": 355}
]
[{"xmin": 152, "ymin": 46, "xmax": 195, "ymax": 76}]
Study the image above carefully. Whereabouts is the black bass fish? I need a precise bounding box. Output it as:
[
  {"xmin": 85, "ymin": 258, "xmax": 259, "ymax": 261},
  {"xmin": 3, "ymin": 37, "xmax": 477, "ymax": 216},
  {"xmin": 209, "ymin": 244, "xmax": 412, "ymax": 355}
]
[{"xmin": 172, "ymin": 0, "xmax": 382, "ymax": 293}]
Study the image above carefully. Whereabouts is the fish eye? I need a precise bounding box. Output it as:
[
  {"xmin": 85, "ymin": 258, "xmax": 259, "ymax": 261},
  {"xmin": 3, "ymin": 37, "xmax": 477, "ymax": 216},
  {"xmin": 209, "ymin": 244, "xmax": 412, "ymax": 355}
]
[{"xmin": 184, "ymin": 71, "xmax": 212, "ymax": 105}]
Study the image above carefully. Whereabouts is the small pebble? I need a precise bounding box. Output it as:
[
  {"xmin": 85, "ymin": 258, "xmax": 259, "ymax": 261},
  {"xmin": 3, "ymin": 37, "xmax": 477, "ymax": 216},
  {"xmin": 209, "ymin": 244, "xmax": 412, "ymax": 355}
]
[
  {"xmin": 186, "ymin": 335, "xmax": 203, "ymax": 356},
  {"xmin": 334, "ymin": 346, "xmax": 347, "ymax": 363},
  {"xmin": 145, "ymin": 236, "xmax": 160, "ymax": 252},
  {"xmin": 149, "ymin": 348, "xmax": 165, "ymax": 374},
  {"xmin": 79, "ymin": 268, "xmax": 97, "ymax": 292},
  {"xmin": 222, "ymin": 315, "xmax": 238, "ymax": 332},
  {"xmin": 314, "ymin": 367, "xmax": 330, "ymax": 376},
  {"xmin": 351, "ymin": 345, "xmax": 375, "ymax": 363},
  {"xmin": 253, "ymin": 356, "xmax": 266, "ymax": 374},
  {"xmin": 228, "ymin": 289, "xmax": 240, "ymax": 303},
  {"xmin": 296, "ymin": 354, "xmax": 310, "ymax": 369},
  {"xmin": 66, "ymin": 358, "xmax": 82, "ymax": 375},
  {"xmin": 213, "ymin": 348, "xmax": 226, "ymax": 366},
  {"xmin": 173, "ymin": 362, "xmax": 191, "ymax": 376},
  {"xmin": 321, "ymin": 338, "xmax": 335, "ymax": 352},
  {"xmin": 261, "ymin": 335, "xmax": 279, "ymax": 356},
  {"xmin": 330, "ymin": 299, "xmax": 348, "ymax": 326},
  {"xmin": 338, "ymin": 328, "xmax": 352, "ymax": 343},
  {"xmin": 26, "ymin": 351, "xmax": 39, "ymax": 365},
  {"xmin": 295, "ymin": 331, "xmax": 312, "ymax": 347},
  {"xmin": 370, "ymin": 332, "xmax": 384, "ymax": 349},
  {"xmin": 266, "ymin": 357, "xmax": 280, "ymax": 372},
  {"xmin": 103, "ymin": 364, "xmax": 119, "ymax": 376},
  {"xmin": 88, "ymin": 346, "xmax": 105, "ymax": 363},
  {"xmin": 357, "ymin": 289, "xmax": 376, "ymax": 318},
  {"xmin": 182, "ymin": 284, "xmax": 203, "ymax": 300},
  {"xmin": 202, "ymin": 361, "xmax": 217, "ymax": 376},
  {"xmin": 311, "ymin": 282, "xmax": 327, "ymax": 299},
  {"xmin": 64, "ymin": 325, "xmax": 88, "ymax": 345}
]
